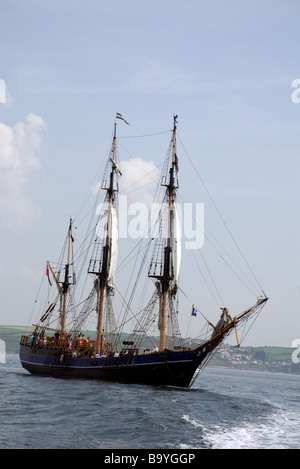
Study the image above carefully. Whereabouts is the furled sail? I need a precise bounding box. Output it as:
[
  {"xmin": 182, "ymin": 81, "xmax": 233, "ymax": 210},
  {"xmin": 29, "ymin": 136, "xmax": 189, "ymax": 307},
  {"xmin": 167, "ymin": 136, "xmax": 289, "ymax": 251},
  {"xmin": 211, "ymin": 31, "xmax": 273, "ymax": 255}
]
[
  {"xmin": 173, "ymin": 202, "xmax": 181, "ymax": 281},
  {"xmin": 108, "ymin": 204, "xmax": 118, "ymax": 286}
]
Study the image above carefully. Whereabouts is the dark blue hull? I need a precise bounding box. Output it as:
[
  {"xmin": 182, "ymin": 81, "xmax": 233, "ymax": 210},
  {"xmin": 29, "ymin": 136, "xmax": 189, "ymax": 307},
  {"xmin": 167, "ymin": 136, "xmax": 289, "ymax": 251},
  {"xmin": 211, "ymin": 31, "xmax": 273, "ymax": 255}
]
[{"xmin": 19, "ymin": 343, "xmax": 211, "ymax": 387}]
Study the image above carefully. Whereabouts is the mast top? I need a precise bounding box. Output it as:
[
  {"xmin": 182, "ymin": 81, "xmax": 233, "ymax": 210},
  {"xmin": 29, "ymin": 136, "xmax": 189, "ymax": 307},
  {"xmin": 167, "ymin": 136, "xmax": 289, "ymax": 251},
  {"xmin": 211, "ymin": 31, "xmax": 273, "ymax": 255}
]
[
  {"xmin": 173, "ymin": 114, "xmax": 178, "ymax": 129},
  {"xmin": 172, "ymin": 115, "xmax": 179, "ymax": 172}
]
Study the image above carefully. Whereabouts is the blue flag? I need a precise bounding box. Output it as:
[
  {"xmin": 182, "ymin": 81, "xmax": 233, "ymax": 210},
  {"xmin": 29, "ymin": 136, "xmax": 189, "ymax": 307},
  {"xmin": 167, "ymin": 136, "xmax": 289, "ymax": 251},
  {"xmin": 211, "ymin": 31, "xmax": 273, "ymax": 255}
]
[{"xmin": 192, "ymin": 307, "xmax": 197, "ymax": 317}]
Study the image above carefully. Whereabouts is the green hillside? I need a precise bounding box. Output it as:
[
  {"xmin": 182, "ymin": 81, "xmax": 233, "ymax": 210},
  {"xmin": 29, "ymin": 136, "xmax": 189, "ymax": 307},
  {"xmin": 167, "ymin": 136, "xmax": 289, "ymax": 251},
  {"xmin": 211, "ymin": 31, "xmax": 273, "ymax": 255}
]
[{"xmin": 0, "ymin": 325, "xmax": 33, "ymax": 353}]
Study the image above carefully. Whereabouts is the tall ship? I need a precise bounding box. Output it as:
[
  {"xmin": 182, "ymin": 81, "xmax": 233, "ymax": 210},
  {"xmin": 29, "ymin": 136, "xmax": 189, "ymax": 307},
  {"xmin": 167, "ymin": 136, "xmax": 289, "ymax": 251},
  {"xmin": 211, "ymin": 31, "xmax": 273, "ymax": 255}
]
[{"xmin": 19, "ymin": 114, "xmax": 268, "ymax": 387}]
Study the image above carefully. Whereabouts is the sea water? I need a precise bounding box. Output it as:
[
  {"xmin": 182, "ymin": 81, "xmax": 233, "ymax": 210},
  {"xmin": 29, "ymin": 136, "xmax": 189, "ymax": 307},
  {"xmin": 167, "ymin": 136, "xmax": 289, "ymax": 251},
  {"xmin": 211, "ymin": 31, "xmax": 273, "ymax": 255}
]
[{"xmin": 0, "ymin": 354, "xmax": 299, "ymax": 449}]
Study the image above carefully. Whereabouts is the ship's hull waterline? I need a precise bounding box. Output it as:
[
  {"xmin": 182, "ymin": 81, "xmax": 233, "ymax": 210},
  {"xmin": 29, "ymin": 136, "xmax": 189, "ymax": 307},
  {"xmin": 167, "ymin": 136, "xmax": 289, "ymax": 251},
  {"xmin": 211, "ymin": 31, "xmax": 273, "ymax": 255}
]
[{"xmin": 19, "ymin": 343, "xmax": 211, "ymax": 387}]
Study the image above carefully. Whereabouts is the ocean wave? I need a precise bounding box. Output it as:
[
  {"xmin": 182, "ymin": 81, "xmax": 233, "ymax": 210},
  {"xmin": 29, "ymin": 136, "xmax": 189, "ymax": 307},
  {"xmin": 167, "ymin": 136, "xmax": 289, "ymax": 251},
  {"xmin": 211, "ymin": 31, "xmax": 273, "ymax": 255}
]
[{"xmin": 182, "ymin": 409, "xmax": 300, "ymax": 449}]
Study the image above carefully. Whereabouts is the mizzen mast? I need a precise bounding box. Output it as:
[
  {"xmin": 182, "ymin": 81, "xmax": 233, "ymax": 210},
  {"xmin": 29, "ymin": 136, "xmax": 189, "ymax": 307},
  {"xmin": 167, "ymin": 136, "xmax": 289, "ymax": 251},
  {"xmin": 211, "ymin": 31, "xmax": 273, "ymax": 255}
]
[
  {"xmin": 46, "ymin": 218, "xmax": 74, "ymax": 334},
  {"xmin": 61, "ymin": 219, "xmax": 73, "ymax": 333}
]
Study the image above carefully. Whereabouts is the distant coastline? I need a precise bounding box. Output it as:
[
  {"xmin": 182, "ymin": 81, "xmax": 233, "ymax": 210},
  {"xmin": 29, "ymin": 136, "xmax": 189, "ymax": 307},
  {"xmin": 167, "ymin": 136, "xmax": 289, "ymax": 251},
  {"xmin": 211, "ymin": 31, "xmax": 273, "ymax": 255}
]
[
  {"xmin": 209, "ymin": 342, "xmax": 300, "ymax": 375},
  {"xmin": 1, "ymin": 325, "xmax": 299, "ymax": 375}
]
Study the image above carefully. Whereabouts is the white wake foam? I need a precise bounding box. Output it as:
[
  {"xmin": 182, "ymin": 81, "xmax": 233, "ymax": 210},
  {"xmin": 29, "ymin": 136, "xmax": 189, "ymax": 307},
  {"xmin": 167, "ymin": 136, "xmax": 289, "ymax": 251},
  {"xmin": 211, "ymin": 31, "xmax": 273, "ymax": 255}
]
[{"xmin": 182, "ymin": 410, "xmax": 300, "ymax": 449}]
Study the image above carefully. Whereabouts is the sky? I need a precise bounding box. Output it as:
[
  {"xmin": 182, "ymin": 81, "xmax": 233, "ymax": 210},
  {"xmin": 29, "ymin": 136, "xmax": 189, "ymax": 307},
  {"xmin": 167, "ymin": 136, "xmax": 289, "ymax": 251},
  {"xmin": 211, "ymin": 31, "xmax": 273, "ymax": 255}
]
[{"xmin": 0, "ymin": 0, "xmax": 300, "ymax": 347}]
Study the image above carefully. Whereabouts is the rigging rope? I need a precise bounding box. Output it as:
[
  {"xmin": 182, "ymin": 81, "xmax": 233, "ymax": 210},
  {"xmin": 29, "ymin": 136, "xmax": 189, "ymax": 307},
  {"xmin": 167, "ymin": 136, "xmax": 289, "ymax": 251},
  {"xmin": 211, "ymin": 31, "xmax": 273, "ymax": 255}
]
[
  {"xmin": 177, "ymin": 133, "xmax": 266, "ymax": 295},
  {"xmin": 33, "ymin": 124, "xmax": 267, "ymax": 352},
  {"xmin": 118, "ymin": 129, "xmax": 172, "ymax": 139},
  {"xmin": 178, "ymin": 286, "xmax": 214, "ymax": 330}
]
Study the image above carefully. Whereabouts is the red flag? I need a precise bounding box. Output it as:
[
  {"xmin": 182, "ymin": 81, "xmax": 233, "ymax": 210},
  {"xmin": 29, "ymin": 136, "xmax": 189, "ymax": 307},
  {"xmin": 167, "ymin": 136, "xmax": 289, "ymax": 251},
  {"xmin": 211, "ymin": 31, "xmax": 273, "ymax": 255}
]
[{"xmin": 46, "ymin": 266, "xmax": 52, "ymax": 286}]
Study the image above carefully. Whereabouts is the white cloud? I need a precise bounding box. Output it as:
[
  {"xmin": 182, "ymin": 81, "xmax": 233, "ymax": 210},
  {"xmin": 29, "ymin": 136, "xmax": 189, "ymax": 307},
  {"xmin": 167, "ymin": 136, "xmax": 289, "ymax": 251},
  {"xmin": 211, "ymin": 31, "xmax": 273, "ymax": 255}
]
[
  {"xmin": 119, "ymin": 157, "xmax": 160, "ymax": 206},
  {"xmin": 0, "ymin": 113, "xmax": 47, "ymax": 230}
]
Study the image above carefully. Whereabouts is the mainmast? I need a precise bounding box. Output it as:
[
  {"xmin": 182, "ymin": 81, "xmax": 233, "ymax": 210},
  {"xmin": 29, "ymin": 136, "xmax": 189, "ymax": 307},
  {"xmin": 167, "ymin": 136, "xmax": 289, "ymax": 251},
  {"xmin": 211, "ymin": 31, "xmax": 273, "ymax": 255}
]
[
  {"xmin": 159, "ymin": 115, "xmax": 179, "ymax": 351},
  {"xmin": 88, "ymin": 121, "xmax": 120, "ymax": 355}
]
